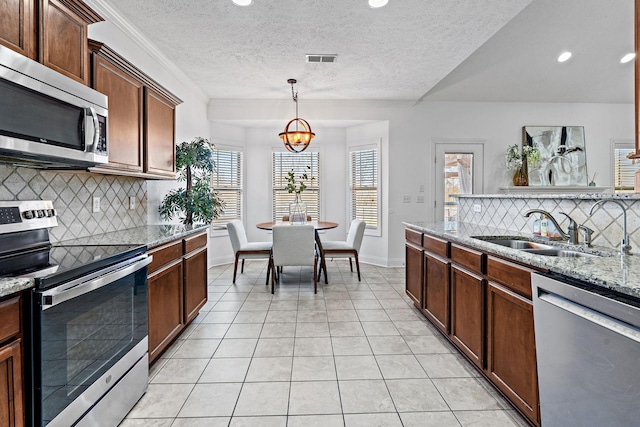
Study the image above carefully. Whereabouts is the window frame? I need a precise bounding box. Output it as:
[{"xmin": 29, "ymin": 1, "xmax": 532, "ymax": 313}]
[
  {"xmin": 271, "ymin": 149, "xmax": 321, "ymax": 222},
  {"xmin": 612, "ymin": 140, "xmax": 638, "ymax": 193},
  {"xmin": 210, "ymin": 143, "xmax": 244, "ymax": 235},
  {"xmin": 348, "ymin": 140, "xmax": 381, "ymax": 237}
]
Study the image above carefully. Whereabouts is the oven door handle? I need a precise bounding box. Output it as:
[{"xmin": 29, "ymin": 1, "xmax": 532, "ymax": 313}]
[{"xmin": 40, "ymin": 254, "xmax": 152, "ymax": 310}]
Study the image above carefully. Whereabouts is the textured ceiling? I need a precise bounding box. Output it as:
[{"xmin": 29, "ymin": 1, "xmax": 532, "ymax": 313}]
[
  {"xmin": 424, "ymin": 0, "xmax": 635, "ymax": 103},
  {"xmin": 100, "ymin": 0, "xmax": 531, "ymax": 100}
]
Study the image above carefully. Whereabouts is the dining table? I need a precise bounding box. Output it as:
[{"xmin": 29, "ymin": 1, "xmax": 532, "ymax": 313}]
[{"xmin": 256, "ymin": 220, "xmax": 339, "ymax": 284}]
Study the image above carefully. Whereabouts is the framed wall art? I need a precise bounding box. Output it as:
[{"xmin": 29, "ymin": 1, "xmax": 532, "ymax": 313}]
[{"xmin": 523, "ymin": 126, "xmax": 587, "ymax": 186}]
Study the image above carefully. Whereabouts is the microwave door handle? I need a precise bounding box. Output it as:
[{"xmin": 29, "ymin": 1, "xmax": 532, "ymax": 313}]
[
  {"xmin": 40, "ymin": 255, "xmax": 152, "ymax": 310},
  {"xmin": 83, "ymin": 107, "xmax": 100, "ymax": 152}
]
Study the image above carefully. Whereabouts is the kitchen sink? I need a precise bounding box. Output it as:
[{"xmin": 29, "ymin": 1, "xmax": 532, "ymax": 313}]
[{"xmin": 472, "ymin": 236, "xmax": 603, "ymax": 258}]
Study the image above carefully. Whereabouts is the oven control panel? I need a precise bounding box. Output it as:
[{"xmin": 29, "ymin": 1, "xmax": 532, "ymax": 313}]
[{"xmin": 0, "ymin": 200, "xmax": 57, "ymax": 234}]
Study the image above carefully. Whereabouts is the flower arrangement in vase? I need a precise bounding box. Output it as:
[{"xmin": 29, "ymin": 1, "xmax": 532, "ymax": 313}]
[
  {"xmin": 286, "ymin": 166, "xmax": 311, "ymax": 223},
  {"xmin": 505, "ymin": 144, "xmax": 541, "ymax": 186}
]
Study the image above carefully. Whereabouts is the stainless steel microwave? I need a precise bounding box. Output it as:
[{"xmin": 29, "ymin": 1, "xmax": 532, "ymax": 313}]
[{"xmin": 0, "ymin": 45, "xmax": 108, "ymax": 169}]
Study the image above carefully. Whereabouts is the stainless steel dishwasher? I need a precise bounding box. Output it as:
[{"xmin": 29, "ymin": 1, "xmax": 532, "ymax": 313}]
[{"xmin": 532, "ymin": 273, "xmax": 640, "ymax": 427}]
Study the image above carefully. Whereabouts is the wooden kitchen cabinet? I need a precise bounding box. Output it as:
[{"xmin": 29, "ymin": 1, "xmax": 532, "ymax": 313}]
[
  {"xmin": 423, "ymin": 252, "xmax": 450, "ymax": 334},
  {"xmin": 147, "ymin": 231, "xmax": 208, "ymax": 363},
  {"xmin": 144, "ymin": 87, "xmax": 176, "ymax": 177},
  {"xmin": 405, "ymin": 241, "xmax": 423, "ymax": 306},
  {"xmin": 450, "ymin": 264, "xmax": 484, "ymax": 368},
  {"xmin": 147, "ymin": 256, "xmax": 183, "ymax": 363},
  {"xmin": 0, "ymin": 296, "xmax": 24, "ymax": 427},
  {"xmin": 183, "ymin": 232, "xmax": 208, "ymax": 324},
  {"xmin": 0, "ymin": 0, "xmax": 36, "ymax": 59},
  {"xmin": 89, "ymin": 41, "xmax": 182, "ymax": 179},
  {"xmin": 40, "ymin": 0, "xmax": 102, "ymax": 85}
]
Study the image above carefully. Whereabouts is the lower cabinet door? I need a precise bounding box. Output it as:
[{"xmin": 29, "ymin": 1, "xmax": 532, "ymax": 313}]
[
  {"xmin": 423, "ymin": 252, "xmax": 450, "ymax": 334},
  {"xmin": 487, "ymin": 282, "xmax": 540, "ymax": 424},
  {"xmin": 405, "ymin": 243, "xmax": 423, "ymax": 306},
  {"xmin": 148, "ymin": 260, "xmax": 183, "ymax": 363},
  {"xmin": 450, "ymin": 264, "xmax": 484, "ymax": 368},
  {"xmin": 0, "ymin": 339, "xmax": 23, "ymax": 427},
  {"xmin": 183, "ymin": 246, "xmax": 208, "ymax": 324}
]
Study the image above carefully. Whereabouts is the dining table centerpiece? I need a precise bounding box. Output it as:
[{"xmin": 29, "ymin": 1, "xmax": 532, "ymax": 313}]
[
  {"xmin": 506, "ymin": 143, "xmax": 541, "ymax": 186},
  {"xmin": 286, "ymin": 166, "xmax": 311, "ymax": 223}
]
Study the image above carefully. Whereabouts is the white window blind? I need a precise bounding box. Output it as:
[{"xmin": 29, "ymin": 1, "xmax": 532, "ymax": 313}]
[
  {"xmin": 350, "ymin": 146, "xmax": 379, "ymax": 229},
  {"xmin": 272, "ymin": 151, "xmax": 320, "ymax": 222},
  {"xmin": 614, "ymin": 147, "xmax": 640, "ymax": 193},
  {"xmin": 211, "ymin": 148, "xmax": 243, "ymax": 227}
]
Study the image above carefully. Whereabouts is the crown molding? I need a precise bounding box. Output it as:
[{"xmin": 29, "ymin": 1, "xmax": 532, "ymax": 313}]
[{"xmin": 85, "ymin": 0, "xmax": 208, "ymax": 104}]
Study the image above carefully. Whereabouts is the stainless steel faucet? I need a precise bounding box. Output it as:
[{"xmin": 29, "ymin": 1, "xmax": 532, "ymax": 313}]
[
  {"xmin": 523, "ymin": 209, "xmax": 579, "ymax": 244},
  {"xmin": 589, "ymin": 200, "xmax": 631, "ymax": 255}
]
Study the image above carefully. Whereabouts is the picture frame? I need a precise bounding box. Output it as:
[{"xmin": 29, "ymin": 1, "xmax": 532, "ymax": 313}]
[{"xmin": 523, "ymin": 126, "xmax": 588, "ymax": 186}]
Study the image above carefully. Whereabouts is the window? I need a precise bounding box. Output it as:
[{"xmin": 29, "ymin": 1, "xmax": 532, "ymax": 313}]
[
  {"xmin": 349, "ymin": 144, "xmax": 379, "ymax": 232},
  {"xmin": 272, "ymin": 151, "xmax": 320, "ymax": 221},
  {"xmin": 614, "ymin": 143, "xmax": 640, "ymax": 193},
  {"xmin": 211, "ymin": 147, "xmax": 243, "ymax": 228}
]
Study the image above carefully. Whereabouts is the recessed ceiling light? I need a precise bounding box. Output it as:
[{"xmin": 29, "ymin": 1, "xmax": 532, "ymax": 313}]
[
  {"xmin": 232, "ymin": 0, "xmax": 252, "ymax": 6},
  {"xmin": 557, "ymin": 51, "xmax": 572, "ymax": 63},
  {"xmin": 368, "ymin": 0, "xmax": 388, "ymax": 8},
  {"xmin": 620, "ymin": 53, "xmax": 636, "ymax": 64}
]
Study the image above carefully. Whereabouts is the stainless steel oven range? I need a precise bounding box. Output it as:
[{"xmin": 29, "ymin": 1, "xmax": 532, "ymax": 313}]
[{"xmin": 0, "ymin": 200, "xmax": 151, "ymax": 426}]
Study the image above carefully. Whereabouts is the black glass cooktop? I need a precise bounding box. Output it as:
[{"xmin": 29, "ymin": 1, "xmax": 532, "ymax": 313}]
[{"xmin": 0, "ymin": 243, "xmax": 146, "ymax": 290}]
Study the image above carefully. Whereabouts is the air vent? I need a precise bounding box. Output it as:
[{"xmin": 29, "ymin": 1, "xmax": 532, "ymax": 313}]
[{"xmin": 306, "ymin": 54, "xmax": 338, "ymax": 63}]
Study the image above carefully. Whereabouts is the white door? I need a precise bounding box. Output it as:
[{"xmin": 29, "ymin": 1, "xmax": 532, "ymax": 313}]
[{"xmin": 434, "ymin": 142, "xmax": 484, "ymax": 226}]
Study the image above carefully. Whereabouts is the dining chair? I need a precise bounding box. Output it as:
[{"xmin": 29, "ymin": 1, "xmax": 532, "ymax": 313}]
[
  {"xmin": 227, "ymin": 220, "xmax": 272, "ymax": 284},
  {"xmin": 270, "ymin": 224, "xmax": 318, "ymax": 294},
  {"xmin": 319, "ymin": 219, "xmax": 366, "ymax": 281}
]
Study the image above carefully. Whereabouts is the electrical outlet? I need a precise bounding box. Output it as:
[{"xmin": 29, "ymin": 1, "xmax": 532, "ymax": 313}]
[
  {"xmin": 417, "ymin": 195, "xmax": 425, "ymax": 203},
  {"xmin": 419, "ymin": 184, "xmax": 425, "ymax": 193},
  {"xmin": 474, "ymin": 204, "xmax": 482, "ymax": 213},
  {"xmin": 403, "ymin": 195, "xmax": 411, "ymax": 203},
  {"xmin": 92, "ymin": 197, "xmax": 100, "ymax": 213},
  {"xmin": 129, "ymin": 196, "xmax": 136, "ymax": 210}
]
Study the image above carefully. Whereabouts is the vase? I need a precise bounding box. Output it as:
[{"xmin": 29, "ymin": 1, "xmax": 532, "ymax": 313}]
[
  {"xmin": 289, "ymin": 193, "xmax": 307, "ymax": 224},
  {"xmin": 512, "ymin": 166, "xmax": 528, "ymax": 186}
]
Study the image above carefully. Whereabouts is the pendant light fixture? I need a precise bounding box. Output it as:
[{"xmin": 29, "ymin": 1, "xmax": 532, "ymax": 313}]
[{"xmin": 279, "ymin": 79, "xmax": 315, "ymax": 153}]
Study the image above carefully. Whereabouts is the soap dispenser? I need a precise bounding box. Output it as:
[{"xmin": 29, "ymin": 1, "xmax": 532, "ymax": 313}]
[
  {"xmin": 540, "ymin": 215, "xmax": 548, "ymax": 237},
  {"xmin": 533, "ymin": 214, "xmax": 541, "ymax": 236}
]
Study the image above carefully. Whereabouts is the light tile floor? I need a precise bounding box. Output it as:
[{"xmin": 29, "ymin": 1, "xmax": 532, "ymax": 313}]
[{"xmin": 120, "ymin": 260, "xmax": 528, "ymax": 427}]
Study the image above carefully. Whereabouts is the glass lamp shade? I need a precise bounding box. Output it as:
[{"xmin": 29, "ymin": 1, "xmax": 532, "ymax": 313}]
[{"xmin": 279, "ymin": 118, "xmax": 315, "ymax": 153}]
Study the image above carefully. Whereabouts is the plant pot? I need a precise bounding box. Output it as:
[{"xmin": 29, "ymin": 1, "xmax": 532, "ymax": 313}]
[{"xmin": 289, "ymin": 193, "xmax": 307, "ymax": 223}]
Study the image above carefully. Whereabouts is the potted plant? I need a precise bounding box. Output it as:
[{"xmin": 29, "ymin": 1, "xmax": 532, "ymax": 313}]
[
  {"xmin": 159, "ymin": 137, "xmax": 225, "ymax": 225},
  {"xmin": 286, "ymin": 166, "xmax": 311, "ymax": 223},
  {"xmin": 505, "ymin": 144, "xmax": 541, "ymax": 186}
]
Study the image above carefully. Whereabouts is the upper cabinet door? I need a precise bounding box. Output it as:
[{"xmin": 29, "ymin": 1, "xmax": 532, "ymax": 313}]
[
  {"xmin": 144, "ymin": 87, "xmax": 177, "ymax": 178},
  {"xmin": 0, "ymin": 0, "xmax": 36, "ymax": 59},
  {"xmin": 92, "ymin": 54, "xmax": 144, "ymax": 172},
  {"xmin": 39, "ymin": 0, "xmax": 102, "ymax": 85}
]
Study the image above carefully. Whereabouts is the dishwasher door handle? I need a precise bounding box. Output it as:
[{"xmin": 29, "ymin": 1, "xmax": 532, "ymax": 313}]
[
  {"xmin": 539, "ymin": 291, "xmax": 640, "ymax": 344},
  {"xmin": 41, "ymin": 254, "xmax": 152, "ymax": 309}
]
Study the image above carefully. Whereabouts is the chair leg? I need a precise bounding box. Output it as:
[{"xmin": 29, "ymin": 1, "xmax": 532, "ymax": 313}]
[
  {"xmin": 241, "ymin": 259, "xmax": 245, "ymax": 273},
  {"xmin": 349, "ymin": 257, "xmax": 353, "ymax": 272},
  {"xmin": 265, "ymin": 257, "xmax": 271, "ymax": 286},
  {"xmin": 354, "ymin": 252, "xmax": 361, "ymax": 281},
  {"xmin": 233, "ymin": 254, "xmax": 240, "ymax": 284},
  {"xmin": 313, "ymin": 256, "xmax": 318, "ymax": 294},
  {"xmin": 271, "ymin": 259, "xmax": 276, "ymax": 294}
]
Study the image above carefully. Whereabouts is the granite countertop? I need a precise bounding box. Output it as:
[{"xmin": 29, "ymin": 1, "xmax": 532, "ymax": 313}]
[
  {"xmin": 404, "ymin": 221, "xmax": 640, "ymax": 300},
  {"xmin": 0, "ymin": 224, "xmax": 209, "ymax": 298}
]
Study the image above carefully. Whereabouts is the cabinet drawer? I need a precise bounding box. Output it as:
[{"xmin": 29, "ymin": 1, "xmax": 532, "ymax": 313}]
[
  {"xmin": 423, "ymin": 234, "xmax": 449, "ymax": 258},
  {"xmin": 405, "ymin": 228, "xmax": 423, "ymax": 246},
  {"xmin": 487, "ymin": 256, "xmax": 533, "ymax": 299},
  {"xmin": 148, "ymin": 240, "xmax": 182, "ymax": 274},
  {"xmin": 451, "ymin": 244, "xmax": 484, "ymax": 273},
  {"xmin": 184, "ymin": 231, "xmax": 207, "ymax": 253},
  {"xmin": 0, "ymin": 296, "xmax": 20, "ymax": 343}
]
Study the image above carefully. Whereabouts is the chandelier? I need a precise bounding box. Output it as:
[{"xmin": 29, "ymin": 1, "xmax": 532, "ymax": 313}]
[{"xmin": 279, "ymin": 79, "xmax": 315, "ymax": 153}]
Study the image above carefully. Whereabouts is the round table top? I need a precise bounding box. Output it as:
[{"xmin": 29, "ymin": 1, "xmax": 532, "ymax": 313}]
[{"xmin": 256, "ymin": 221, "xmax": 339, "ymax": 231}]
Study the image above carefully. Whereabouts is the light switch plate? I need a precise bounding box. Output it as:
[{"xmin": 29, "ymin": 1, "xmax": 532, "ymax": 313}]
[
  {"xmin": 403, "ymin": 195, "xmax": 411, "ymax": 203},
  {"xmin": 129, "ymin": 196, "xmax": 136, "ymax": 210},
  {"xmin": 92, "ymin": 197, "xmax": 100, "ymax": 213}
]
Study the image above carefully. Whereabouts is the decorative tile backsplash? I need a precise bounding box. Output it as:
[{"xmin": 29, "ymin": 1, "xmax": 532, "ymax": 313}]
[
  {"xmin": 457, "ymin": 194, "xmax": 640, "ymax": 251},
  {"xmin": 0, "ymin": 165, "xmax": 147, "ymax": 243}
]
